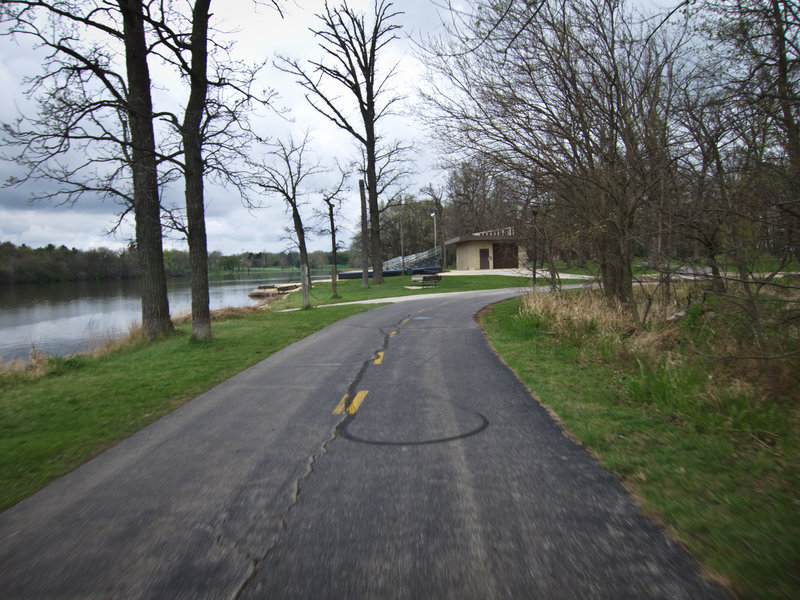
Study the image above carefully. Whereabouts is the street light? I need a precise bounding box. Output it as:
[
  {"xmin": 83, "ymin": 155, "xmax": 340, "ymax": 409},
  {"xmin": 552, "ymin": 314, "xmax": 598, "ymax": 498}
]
[{"xmin": 431, "ymin": 212, "xmax": 437, "ymax": 265}]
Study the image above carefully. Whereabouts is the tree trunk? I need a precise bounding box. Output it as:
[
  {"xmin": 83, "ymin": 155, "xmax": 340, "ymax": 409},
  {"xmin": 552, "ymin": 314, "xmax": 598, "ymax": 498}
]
[
  {"xmin": 301, "ymin": 264, "xmax": 310, "ymax": 309},
  {"xmin": 328, "ymin": 202, "xmax": 339, "ymax": 297},
  {"xmin": 597, "ymin": 224, "xmax": 638, "ymax": 324},
  {"xmin": 118, "ymin": 0, "xmax": 172, "ymax": 340},
  {"xmin": 183, "ymin": 0, "xmax": 212, "ymax": 340},
  {"xmin": 365, "ymin": 132, "xmax": 384, "ymax": 284},
  {"xmin": 291, "ymin": 205, "xmax": 310, "ymax": 309},
  {"xmin": 359, "ymin": 179, "xmax": 370, "ymax": 289}
]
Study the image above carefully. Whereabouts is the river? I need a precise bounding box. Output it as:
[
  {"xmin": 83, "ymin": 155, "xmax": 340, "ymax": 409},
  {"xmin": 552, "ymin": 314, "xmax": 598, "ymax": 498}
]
[{"xmin": 0, "ymin": 270, "xmax": 329, "ymax": 363}]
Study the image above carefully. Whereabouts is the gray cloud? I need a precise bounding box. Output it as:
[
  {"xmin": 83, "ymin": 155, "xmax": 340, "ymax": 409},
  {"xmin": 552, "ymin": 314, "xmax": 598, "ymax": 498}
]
[
  {"xmin": 0, "ymin": 0, "xmax": 445, "ymax": 254},
  {"xmin": 0, "ymin": 206, "xmax": 134, "ymax": 250}
]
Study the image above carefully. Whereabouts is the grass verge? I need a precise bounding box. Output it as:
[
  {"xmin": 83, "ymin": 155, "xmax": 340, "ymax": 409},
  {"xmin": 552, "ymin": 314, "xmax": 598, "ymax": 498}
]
[
  {"xmin": 480, "ymin": 292, "xmax": 799, "ymax": 600},
  {"xmin": 0, "ymin": 304, "xmax": 370, "ymax": 511}
]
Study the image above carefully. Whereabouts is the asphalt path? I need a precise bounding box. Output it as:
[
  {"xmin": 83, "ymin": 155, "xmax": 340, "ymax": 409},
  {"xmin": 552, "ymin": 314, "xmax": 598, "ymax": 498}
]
[{"xmin": 0, "ymin": 288, "xmax": 729, "ymax": 599}]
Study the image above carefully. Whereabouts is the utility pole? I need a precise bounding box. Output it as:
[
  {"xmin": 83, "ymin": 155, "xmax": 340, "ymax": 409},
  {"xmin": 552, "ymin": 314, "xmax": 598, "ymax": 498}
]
[
  {"xmin": 431, "ymin": 211, "xmax": 438, "ymax": 266},
  {"xmin": 359, "ymin": 179, "xmax": 369, "ymax": 289},
  {"xmin": 400, "ymin": 200, "xmax": 405, "ymax": 274}
]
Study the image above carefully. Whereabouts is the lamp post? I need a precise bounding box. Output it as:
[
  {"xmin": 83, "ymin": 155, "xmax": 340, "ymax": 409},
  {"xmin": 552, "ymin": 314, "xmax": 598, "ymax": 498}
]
[{"xmin": 431, "ymin": 212, "xmax": 437, "ymax": 265}]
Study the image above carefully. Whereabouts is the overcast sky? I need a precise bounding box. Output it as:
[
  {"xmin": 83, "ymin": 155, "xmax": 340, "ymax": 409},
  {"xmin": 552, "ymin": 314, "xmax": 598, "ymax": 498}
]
[{"xmin": 0, "ymin": 0, "xmax": 448, "ymax": 256}]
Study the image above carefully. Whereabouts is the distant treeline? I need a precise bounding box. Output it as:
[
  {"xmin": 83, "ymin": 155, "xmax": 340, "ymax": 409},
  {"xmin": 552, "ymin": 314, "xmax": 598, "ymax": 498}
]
[
  {"xmin": 208, "ymin": 249, "xmax": 351, "ymax": 273},
  {"xmin": 0, "ymin": 242, "xmax": 138, "ymax": 284},
  {"xmin": 0, "ymin": 241, "xmax": 352, "ymax": 284}
]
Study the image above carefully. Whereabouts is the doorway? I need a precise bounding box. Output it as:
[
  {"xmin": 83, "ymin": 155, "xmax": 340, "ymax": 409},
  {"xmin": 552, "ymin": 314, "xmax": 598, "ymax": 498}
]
[{"xmin": 479, "ymin": 249, "xmax": 490, "ymax": 269}]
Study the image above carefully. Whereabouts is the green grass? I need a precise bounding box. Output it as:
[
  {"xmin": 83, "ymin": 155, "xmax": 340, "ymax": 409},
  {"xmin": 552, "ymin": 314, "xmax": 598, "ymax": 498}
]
[
  {"xmin": 537, "ymin": 260, "xmax": 656, "ymax": 276},
  {"xmin": 273, "ymin": 273, "xmax": 535, "ymax": 309},
  {"xmin": 481, "ymin": 296, "xmax": 799, "ymax": 600},
  {"xmin": 747, "ymin": 255, "xmax": 800, "ymax": 273},
  {"xmin": 546, "ymin": 256, "xmax": 800, "ymax": 277},
  {"xmin": 0, "ymin": 304, "xmax": 370, "ymax": 510}
]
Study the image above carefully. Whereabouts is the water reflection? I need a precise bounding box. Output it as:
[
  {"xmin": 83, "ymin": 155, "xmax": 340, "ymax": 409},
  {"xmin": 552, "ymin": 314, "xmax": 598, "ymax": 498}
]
[{"xmin": 0, "ymin": 271, "xmax": 327, "ymax": 362}]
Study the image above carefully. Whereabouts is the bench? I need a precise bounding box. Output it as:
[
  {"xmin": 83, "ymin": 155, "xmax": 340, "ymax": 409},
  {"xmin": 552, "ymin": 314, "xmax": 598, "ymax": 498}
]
[{"xmin": 411, "ymin": 274, "xmax": 442, "ymax": 287}]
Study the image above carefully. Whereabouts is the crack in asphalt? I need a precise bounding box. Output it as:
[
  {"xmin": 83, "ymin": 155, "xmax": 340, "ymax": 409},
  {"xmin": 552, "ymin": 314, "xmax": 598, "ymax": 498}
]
[
  {"xmin": 230, "ymin": 423, "xmax": 346, "ymax": 599},
  {"xmin": 231, "ymin": 316, "xmax": 405, "ymax": 598},
  {"xmin": 205, "ymin": 524, "xmax": 257, "ymax": 600}
]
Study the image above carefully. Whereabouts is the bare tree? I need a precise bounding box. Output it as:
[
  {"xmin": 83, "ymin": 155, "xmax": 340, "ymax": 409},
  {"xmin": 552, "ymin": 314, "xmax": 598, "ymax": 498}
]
[
  {"xmin": 3, "ymin": 1, "xmax": 283, "ymax": 341},
  {"xmin": 254, "ymin": 134, "xmax": 319, "ymax": 308},
  {"xmin": 149, "ymin": 0, "xmax": 283, "ymax": 339},
  {"xmin": 314, "ymin": 171, "xmax": 348, "ymax": 297},
  {"xmin": 1, "ymin": 0, "xmax": 173, "ymax": 339},
  {"xmin": 703, "ymin": 0, "xmax": 800, "ymax": 219},
  {"xmin": 380, "ymin": 194, "xmax": 438, "ymax": 258},
  {"xmin": 277, "ymin": 0, "xmax": 403, "ymax": 284},
  {"xmin": 421, "ymin": 0, "xmax": 689, "ymax": 323},
  {"xmin": 441, "ymin": 161, "xmax": 516, "ymax": 237},
  {"xmin": 163, "ymin": 0, "xmax": 215, "ymax": 340},
  {"xmin": 656, "ymin": 0, "xmax": 800, "ymax": 349},
  {"xmin": 118, "ymin": 0, "xmax": 175, "ymax": 338}
]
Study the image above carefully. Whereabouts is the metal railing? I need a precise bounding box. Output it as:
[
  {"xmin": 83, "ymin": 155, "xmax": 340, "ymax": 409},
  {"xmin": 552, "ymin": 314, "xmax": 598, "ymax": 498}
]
[
  {"xmin": 382, "ymin": 247, "xmax": 441, "ymax": 271},
  {"xmin": 473, "ymin": 227, "xmax": 514, "ymax": 237}
]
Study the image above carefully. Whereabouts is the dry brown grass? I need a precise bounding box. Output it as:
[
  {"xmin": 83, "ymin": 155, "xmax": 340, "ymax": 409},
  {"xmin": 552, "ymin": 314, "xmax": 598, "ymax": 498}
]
[
  {"xmin": 522, "ymin": 282, "xmax": 799, "ymax": 406},
  {"xmin": 523, "ymin": 287, "xmax": 629, "ymax": 330},
  {"xmin": 627, "ymin": 327, "xmax": 681, "ymax": 359},
  {"xmin": 170, "ymin": 305, "xmax": 266, "ymax": 325},
  {"xmin": 0, "ymin": 346, "xmax": 51, "ymax": 377},
  {"xmin": 208, "ymin": 305, "xmax": 265, "ymax": 320},
  {"xmin": 90, "ymin": 322, "xmax": 149, "ymax": 357}
]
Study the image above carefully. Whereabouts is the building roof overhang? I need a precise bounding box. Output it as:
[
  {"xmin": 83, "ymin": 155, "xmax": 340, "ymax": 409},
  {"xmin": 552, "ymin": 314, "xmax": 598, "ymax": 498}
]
[
  {"xmin": 444, "ymin": 227, "xmax": 518, "ymax": 246},
  {"xmin": 444, "ymin": 234, "xmax": 518, "ymax": 246}
]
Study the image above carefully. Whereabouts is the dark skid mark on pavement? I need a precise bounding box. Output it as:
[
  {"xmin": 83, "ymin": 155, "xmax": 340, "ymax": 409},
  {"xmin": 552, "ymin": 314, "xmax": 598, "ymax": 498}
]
[
  {"xmin": 338, "ymin": 310, "xmax": 491, "ymax": 446},
  {"xmin": 339, "ymin": 410, "xmax": 489, "ymax": 446}
]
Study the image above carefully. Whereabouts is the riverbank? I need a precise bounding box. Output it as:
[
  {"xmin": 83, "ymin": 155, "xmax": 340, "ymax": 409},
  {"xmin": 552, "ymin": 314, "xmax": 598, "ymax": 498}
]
[
  {"xmin": 0, "ymin": 304, "xmax": 372, "ymax": 509},
  {"xmin": 0, "ymin": 271, "xmax": 331, "ymax": 363}
]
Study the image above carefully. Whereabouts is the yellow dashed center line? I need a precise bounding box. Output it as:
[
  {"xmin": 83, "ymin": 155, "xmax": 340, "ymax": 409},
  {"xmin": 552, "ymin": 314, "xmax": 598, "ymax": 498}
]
[
  {"xmin": 402, "ymin": 317, "xmax": 410, "ymax": 324},
  {"xmin": 374, "ymin": 351, "xmax": 384, "ymax": 365},
  {"xmin": 390, "ymin": 331, "xmax": 397, "ymax": 338},
  {"xmin": 334, "ymin": 390, "xmax": 370, "ymax": 414},
  {"xmin": 333, "ymin": 394, "xmax": 349, "ymax": 415},
  {"xmin": 347, "ymin": 390, "xmax": 369, "ymax": 414}
]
